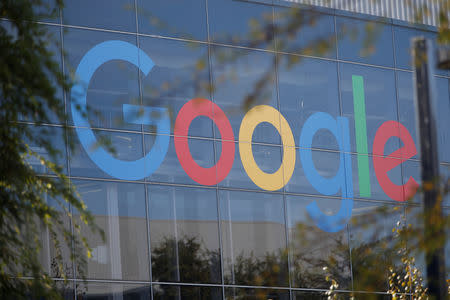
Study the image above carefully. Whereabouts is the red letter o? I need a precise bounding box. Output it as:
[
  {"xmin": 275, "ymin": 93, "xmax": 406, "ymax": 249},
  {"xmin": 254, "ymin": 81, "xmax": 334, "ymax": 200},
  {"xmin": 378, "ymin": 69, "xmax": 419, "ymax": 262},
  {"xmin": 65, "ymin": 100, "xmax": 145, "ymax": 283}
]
[{"xmin": 174, "ymin": 98, "xmax": 235, "ymax": 185}]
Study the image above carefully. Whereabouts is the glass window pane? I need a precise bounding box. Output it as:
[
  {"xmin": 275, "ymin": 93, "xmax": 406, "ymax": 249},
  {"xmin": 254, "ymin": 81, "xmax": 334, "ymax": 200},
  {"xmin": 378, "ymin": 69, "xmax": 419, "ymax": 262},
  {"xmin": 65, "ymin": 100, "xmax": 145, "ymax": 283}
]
[
  {"xmin": 43, "ymin": 25, "xmax": 64, "ymax": 125},
  {"xmin": 76, "ymin": 282, "xmax": 150, "ymax": 299},
  {"xmin": 446, "ymin": 209, "xmax": 450, "ymax": 278},
  {"xmin": 401, "ymin": 159, "xmax": 421, "ymax": 203},
  {"xmin": 274, "ymin": 7, "xmax": 336, "ymax": 58},
  {"xmin": 351, "ymin": 154, "xmax": 403, "ymax": 202},
  {"xmin": 216, "ymin": 141, "xmax": 283, "ymax": 190},
  {"xmin": 219, "ymin": 190, "xmax": 288, "ymax": 287},
  {"xmin": 278, "ymin": 56, "xmax": 339, "ymax": 150},
  {"xmin": 393, "ymin": 26, "xmax": 448, "ymax": 76},
  {"xmin": 441, "ymin": 164, "xmax": 450, "ymax": 206},
  {"xmin": 50, "ymin": 281, "xmax": 75, "ymax": 300},
  {"xmin": 15, "ymin": 24, "xmax": 63, "ymax": 124},
  {"xmin": 153, "ymin": 284, "xmax": 222, "ymax": 300},
  {"xmin": 139, "ymin": 36, "xmax": 212, "ymax": 137},
  {"xmin": 208, "ymin": 0, "xmax": 274, "ymax": 49},
  {"xmin": 25, "ymin": 125, "xmax": 67, "ymax": 175},
  {"xmin": 64, "ymin": 28, "xmax": 141, "ymax": 131},
  {"xmin": 404, "ymin": 205, "xmax": 430, "ymax": 288},
  {"xmin": 287, "ymin": 195, "xmax": 351, "ymax": 289},
  {"xmin": 349, "ymin": 201, "xmax": 405, "ymax": 293},
  {"xmin": 225, "ymin": 287, "xmax": 289, "ymax": 300},
  {"xmin": 145, "ymin": 136, "xmax": 215, "ymax": 185},
  {"xmin": 435, "ymin": 77, "xmax": 450, "ymax": 163},
  {"xmin": 397, "ymin": 71, "xmax": 419, "ymax": 160},
  {"xmin": 39, "ymin": 196, "xmax": 73, "ymax": 278},
  {"xmin": 285, "ymin": 149, "xmax": 341, "ymax": 196},
  {"xmin": 149, "ymin": 185, "xmax": 220, "ymax": 284},
  {"xmin": 136, "ymin": 0, "xmax": 207, "ymax": 41},
  {"xmin": 211, "ymin": 46, "xmax": 279, "ymax": 144},
  {"xmin": 336, "ymin": 17, "xmax": 394, "ymax": 67},
  {"xmin": 73, "ymin": 180, "xmax": 149, "ymax": 280},
  {"xmin": 63, "ymin": 0, "xmax": 136, "ymax": 32},
  {"xmin": 403, "ymin": 161, "xmax": 450, "ymax": 206},
  {"xmin": 70, "ymin": 129, "xmax": 143, "ymax": 179},
  {"xmin": 340, "ymin": 63, "xmax": 399, "ymax": 156},
  {"xmin": 293, "ymin": 291, "xmax": 357, "ymax": 299},
  {"xmin": 351, "ymin": 293, "xmax": 390, "ymax": 300},
  {"xmin": 34, "ymin": 0, "xmax": 60, "ymax": 23},
  {"xmin": 397, "ymin": 72, "xmax": 450, "ymax": 163}
]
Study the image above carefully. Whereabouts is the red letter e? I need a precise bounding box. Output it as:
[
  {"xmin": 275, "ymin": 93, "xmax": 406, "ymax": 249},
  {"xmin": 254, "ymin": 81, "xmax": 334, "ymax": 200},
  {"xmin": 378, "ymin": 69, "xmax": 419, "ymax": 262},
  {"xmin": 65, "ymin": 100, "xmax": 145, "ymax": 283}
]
[{"xmin": 373, "ymin": 121, "xmax": 419, "ymax": 202}]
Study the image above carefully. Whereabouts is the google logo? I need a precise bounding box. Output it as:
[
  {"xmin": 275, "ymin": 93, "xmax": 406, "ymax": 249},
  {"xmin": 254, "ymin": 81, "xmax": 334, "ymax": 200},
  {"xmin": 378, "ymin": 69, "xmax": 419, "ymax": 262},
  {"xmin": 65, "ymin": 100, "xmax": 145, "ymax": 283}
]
[{"xmin": 71, "ymin": 41, "xmax": 419, "ymax": 233}]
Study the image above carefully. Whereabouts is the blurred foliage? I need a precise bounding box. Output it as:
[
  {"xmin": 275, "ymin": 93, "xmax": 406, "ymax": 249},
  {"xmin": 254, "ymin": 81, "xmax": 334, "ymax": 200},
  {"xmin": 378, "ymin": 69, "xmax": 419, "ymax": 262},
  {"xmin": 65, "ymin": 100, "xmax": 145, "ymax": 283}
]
[
  {"xmin": 0, "ymin": 0, "xmax": 449, "ymax": 299},
  {"xmin": 0, "ymin": 1, "xmax": 102, "ymax": 299}
]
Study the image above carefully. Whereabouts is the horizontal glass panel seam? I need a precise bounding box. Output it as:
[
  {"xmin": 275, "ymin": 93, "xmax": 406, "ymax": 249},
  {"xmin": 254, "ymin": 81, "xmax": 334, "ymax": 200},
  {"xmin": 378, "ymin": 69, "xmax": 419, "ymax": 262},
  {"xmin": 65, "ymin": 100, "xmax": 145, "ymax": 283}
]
[
  {"xmin": 16, "ymin": 121, "xmax": 67, "ymax": 128},
  {"xmin": 155, "ymin": 281, "xmax": 293, "ymax": 290},
  {"xmin": 434, "ymin": 73, "xmax": 450, "ymax": 79},
  {"xmin": 73, "ymin": 278, "xmax": 151, "ymax": 284},
  {"xmin": 34, "ymin": 20, "xmax": 61, "ymax": 27},
  {"xmin": 44, "ymin": 175, "xmax": 447, "ymax": 207},
  {"xmin": 20, "ymin": 124, "xmax": 449, "ymax": 161}
]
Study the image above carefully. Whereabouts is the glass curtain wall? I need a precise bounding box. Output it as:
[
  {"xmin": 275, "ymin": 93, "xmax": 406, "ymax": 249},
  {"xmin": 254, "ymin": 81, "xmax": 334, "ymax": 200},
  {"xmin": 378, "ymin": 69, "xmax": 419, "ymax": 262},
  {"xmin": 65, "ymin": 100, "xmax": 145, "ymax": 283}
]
[{"xmin": 15, "ymin": 0, "xmax": 450, "ymax": 298}]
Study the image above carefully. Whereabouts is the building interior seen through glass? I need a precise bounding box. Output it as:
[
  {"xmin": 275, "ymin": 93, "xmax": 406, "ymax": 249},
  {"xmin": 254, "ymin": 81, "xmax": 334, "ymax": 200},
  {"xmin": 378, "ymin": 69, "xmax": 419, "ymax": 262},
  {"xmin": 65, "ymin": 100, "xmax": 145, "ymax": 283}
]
[{"xmin": 21, "ymin": 0, "xmax": 450, "ymax": 299}]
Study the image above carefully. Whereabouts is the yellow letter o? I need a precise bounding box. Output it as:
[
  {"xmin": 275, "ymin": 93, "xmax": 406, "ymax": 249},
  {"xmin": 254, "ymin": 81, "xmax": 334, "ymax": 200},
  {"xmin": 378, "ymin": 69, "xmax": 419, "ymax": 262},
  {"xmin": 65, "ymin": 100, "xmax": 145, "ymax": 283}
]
[{"xmin": 239, "ymin": 105, "xmax": 295, "ymax": 191}]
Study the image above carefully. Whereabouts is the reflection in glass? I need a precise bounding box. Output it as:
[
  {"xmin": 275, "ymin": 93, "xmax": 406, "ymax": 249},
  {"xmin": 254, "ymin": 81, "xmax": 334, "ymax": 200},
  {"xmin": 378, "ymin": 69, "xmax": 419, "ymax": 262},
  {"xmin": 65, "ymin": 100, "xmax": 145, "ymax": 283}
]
[
  {"xmin": 39, "ymin": 195, "xmax": 73, "ymax": 278},
  {"xmin": 17, "ymin": 25, "xmax": 64, "ymax": 124},
  {"xmin": 149, "ymin": 185, "xmax": 221, "ymax": 284},
  {"xmin": 76, "ymin": 282, "xmax": 150, "ymax": 299},
  {"xmin": 445, "ymin": 209, "xmax": 450, "ymax": 278},
  {"xmin": 208, "ymin": 0, "xmax": 274, "ymax": 49},
  {"xmin": 64, "ymin": 28, "xmax": 140, "ymax": 131},
  {"xmin": 340, "ymin": 63, "xmax": 398, "ymax": 156},
  {"xmin": 70, "ymin": 129, "xmax": 144, "ymax": 179},
  {"xmin": 63, "ymin": 0, "xmax": 136, "ymax": 32},
  {"xmin": 397, "ymin": 72, "xmax": 450, "ymax": 163},
  {"xmin": 146, "ymin": 136, "xmax": 215, "ymax": 185},
  {"xmin": 278, "ymin": 56, "xmax": 339, "ymax": 150},
  {"xmin": 225, "ymin": 287, "xmax": 289, "ymax": 300},
  {"xmin": 405, "ymin": 205, "xmax": 427, "ymax": 287},
  {"xmin": 350, "ymin": 154, "xmax": 403, "ymax": 202},
  {"xmin": 51, "ymin": 280, "xmax": 75, "ymax": 300},
  {"xmin": 36, "ymin": 194, "xmax": 74, "ymax": 280},
  {"xmin": 217, "ymin": 141, "xmax": 283, "ymax": 190},
  {"xmin": 396, "ymin": 71, "xmax": 419, "ymax": 159},
  {"xmin": 153, "ymin": 284, "xmax": 222, "ymax": 300},
  {"xmin": 441, "ymin": 164, "xmax": 450, "ymax": 206},
  {"xmin": 336, "ymin": 17, "xmax": 394, "ymax": 67},
  {"xmin": 292, "ymin": 292, "xmax": 326, "ymax": 299},
  {"xmin": 220, "ymin": 190, "xmax": 288, "ymax": 287},
  {"xmin": 274, "ymin": 7, "xmax": 336, "ymax": 58},
  {"xmin": 34, "ymin": 0, "xmax": 60, "ymax": 23},
  {"xmin": 137, "ymin": 0, "xmax": 207, "ymax": 41},
  {"xmin": 349, "ymin": 201, "xmax": 404, "ymax": 293},
  {"xmin": 401, "ymin": 159, "xmax": 421, "ymax": 203},
  {"xmin": 211, "ymin": 46, "xmax": 279, "ymax": 144},
  {"xmin": 287, "ymin": 195, "xmax": 351, "ymax": 289},
  {"xmin": 286, "ymin": 149, "xmax": 341, "ymax": 196},
  {"xmin": 434, "ymin": 77, "xmax": 450, "ymax": 163},
  {"xmin": 73, "ymin": 180, "xmax": 149, "ymax": 280},
  {"xmin": 293, "ymin": 291, "xmax": 345, "ymax": 299},
  {"xmin": 25, "ymin": 125, "xmax": 67, "ymax": 175},
  {"xmin": 393, "ymin": 26, "xmax": 448, "ymax": 76},
  {"xmin": 139, "ymin": 36, "xmax": 211, "ymax": 137}
]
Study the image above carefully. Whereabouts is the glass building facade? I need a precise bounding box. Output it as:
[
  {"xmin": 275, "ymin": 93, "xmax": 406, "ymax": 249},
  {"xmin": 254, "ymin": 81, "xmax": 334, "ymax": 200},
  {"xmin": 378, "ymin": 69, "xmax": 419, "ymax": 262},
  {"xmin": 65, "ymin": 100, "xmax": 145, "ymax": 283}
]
[{"xmin": 18, "ymin": 0, "xmax": 450, "ymax": 299}]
